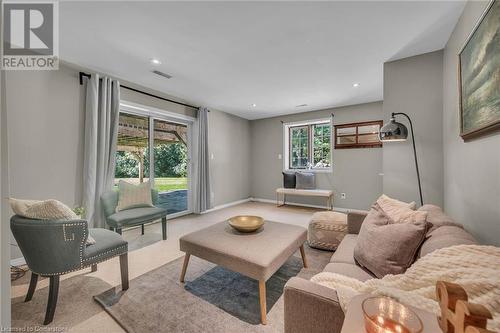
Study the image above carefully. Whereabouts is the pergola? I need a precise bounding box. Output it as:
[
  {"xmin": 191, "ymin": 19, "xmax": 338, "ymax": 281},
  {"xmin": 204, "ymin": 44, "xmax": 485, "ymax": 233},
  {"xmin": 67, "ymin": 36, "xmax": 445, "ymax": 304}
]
[{"xmin": 117, "ymin": 115, "xmax": 188, "ymax": 182}]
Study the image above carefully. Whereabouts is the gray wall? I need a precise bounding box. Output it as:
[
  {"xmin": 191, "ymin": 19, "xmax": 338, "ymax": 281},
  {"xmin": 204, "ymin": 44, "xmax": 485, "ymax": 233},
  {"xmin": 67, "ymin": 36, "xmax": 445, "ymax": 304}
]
[
  {"xmin": 383, "ymin": 51, "xmax": 444, "ymax": 207},
  {"xmin": 5, "ymin": 63, "xmax": 252, "ymax": 260},
  {"xmin": 250, "ymin": 102, "xmax": 384, "ymax": 210},
  {"xmin": 1, "ymin": 58, "xmax": 12, "ymax": 327},
  {"xmin": 208, "ymin": 110, "xmax": 251, "ymax": 207},
  {"xmin": 443, "ymin": 0, "xmax": 499, "ymax": 246},
  {"xmin": 5, "ymin": 66, "xmax": 85, "ymax": 260}
]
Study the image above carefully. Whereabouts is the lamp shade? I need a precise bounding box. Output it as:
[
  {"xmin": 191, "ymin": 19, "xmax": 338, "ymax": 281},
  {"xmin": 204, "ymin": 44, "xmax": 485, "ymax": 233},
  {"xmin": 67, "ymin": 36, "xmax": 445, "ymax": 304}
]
[{"xmin": 379, "ymin": 118, "xmax": 408, "ymax": 142}]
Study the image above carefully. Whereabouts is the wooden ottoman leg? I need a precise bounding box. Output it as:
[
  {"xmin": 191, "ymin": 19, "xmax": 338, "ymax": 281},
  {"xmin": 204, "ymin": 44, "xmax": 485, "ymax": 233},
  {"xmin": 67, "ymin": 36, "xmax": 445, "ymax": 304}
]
[
  {"xmin": 259, "ymin": 280, "xmax": 267, "ymax": 325},
  {"xmin": 299, "ymin": 244, "xmax": 308, "ymax": 268},
  {"xmin": 180, "ymin": 254, "xmax": 190, "ymax": 283}
]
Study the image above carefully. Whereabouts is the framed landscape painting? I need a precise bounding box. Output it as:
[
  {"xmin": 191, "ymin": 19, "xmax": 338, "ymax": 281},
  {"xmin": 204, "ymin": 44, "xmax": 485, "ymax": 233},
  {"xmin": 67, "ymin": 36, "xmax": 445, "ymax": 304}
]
[{"xmin": 458, "ymin": 0, "xmax": 500, "ymax": 141}]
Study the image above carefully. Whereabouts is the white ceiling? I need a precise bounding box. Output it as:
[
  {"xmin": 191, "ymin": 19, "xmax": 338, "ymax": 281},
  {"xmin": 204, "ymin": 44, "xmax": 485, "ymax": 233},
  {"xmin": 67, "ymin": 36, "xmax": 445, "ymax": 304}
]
[{"xmin": 60, "ymin": 1, "xmax": 465, "ymax": 120}]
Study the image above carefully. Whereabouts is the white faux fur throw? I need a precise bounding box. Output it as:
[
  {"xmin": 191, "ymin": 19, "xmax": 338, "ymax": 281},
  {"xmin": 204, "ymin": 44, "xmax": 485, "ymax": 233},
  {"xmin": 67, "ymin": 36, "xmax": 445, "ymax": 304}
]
[{"xmin": 311, "ymin": 245, "xmax": 500, "ymax": 331}]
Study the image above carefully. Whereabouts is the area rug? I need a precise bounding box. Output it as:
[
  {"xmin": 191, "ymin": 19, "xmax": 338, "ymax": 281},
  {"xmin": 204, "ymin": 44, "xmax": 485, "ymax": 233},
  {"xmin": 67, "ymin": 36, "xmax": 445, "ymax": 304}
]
[{"xmin": 94, "ymin": 245, "xmax": 331, "ymax": 333}]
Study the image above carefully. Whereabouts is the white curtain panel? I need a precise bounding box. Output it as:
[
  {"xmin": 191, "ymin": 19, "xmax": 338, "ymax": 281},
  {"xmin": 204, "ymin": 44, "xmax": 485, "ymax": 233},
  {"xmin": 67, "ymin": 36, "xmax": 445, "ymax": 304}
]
[
  {"xmin": 82, "ymin": 74, "xmax": 120, "ymax": 228},
  {"xmin": 193, "ymin": 107, "xmax": 211, "ymax": 214}
]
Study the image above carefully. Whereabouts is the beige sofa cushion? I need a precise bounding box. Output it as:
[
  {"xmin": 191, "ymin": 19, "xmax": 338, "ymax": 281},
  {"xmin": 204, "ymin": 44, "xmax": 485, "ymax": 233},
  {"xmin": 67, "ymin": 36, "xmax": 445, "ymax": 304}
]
[
  {"xmin": 418, "ymin": 204, "xmax": 462, "ymax": 233},
  {"xmin": 353, "ymin": 204, "xmax": 428, "ymax": 278},
  {"xmin": 330, "ymin": 234, "xmax": 357, "ymax": 265},
  {"xmin": 419, "ymin": 225, "xmax": 477, "ymax": 257},
  {"xmin": 323, "ymin": 263, "xmax": 374, "ymax": 282}
]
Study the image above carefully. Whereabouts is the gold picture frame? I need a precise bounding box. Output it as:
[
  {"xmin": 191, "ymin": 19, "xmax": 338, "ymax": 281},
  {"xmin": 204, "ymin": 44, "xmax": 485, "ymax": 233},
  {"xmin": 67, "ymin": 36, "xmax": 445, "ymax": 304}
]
[{"xmin": 458, "ymin": 0, "xmax": 500, "ymax": 141}]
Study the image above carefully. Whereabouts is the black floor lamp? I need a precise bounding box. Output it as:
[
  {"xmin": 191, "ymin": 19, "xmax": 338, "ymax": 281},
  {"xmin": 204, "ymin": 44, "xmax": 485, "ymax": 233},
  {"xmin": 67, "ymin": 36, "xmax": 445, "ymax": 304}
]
[{"xmin": 379, "ymin": 112, "xmax": 424, "ymax": 206}]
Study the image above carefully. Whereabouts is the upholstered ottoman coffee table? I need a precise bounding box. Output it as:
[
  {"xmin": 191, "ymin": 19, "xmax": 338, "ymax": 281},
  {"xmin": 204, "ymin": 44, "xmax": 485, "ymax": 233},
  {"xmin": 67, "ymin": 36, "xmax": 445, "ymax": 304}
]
[
  {"xmin": 179, "ymin": 220, "xmax": 307, "ymax": 325},
  {"xmin": 307, "ymin": 211, "xmax": 347, "ymax": 251}
]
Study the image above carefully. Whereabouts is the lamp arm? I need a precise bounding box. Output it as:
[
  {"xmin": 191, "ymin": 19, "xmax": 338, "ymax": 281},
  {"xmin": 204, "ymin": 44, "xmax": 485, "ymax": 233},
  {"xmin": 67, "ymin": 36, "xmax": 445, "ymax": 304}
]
[{"xmin": 392, "ymin": 112, "xmax": 424, "ymax": 206}]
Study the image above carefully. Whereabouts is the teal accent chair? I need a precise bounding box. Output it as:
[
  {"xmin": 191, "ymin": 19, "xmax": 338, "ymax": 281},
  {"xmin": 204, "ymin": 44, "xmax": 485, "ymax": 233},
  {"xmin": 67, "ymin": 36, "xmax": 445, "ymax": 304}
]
[
  {"xmin": 10, "ymin": 216, "xmax": 129, "ymax": 325},
  {"xmin": 101, "ymin": 189, "xmax": 168, "ymax": 240}
]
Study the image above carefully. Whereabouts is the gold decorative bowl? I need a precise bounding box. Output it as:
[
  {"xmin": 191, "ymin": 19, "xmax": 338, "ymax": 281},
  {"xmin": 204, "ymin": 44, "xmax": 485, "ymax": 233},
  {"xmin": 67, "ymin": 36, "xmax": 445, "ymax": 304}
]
[{"xmin": 228, "ymin": 215, "xmax": 265, "ymax": 233}]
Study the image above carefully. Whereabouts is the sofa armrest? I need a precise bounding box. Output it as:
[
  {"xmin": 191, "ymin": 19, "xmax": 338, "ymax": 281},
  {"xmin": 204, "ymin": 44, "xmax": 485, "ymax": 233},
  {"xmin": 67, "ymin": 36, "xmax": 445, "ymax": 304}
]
[
  {"xmin": 346, "ymin": 209, "xmax": 368, "ymax": 234},
  {"xmin": 284, "ymin": 277, "xmax": 345, "ymax": 333}
]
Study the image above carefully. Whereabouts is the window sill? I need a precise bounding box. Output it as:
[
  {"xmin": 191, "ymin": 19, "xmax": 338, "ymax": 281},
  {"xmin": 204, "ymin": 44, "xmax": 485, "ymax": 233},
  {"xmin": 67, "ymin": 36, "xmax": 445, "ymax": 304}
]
[{"xmin": 284, "ymin": 168, "xmax": 333, "ymax": 174}]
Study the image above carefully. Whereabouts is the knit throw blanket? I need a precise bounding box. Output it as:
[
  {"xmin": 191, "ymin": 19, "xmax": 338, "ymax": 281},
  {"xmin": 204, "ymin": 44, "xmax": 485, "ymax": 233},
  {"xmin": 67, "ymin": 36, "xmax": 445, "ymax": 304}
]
[{"xmin": 311, "ymin": 245, "xmax": 500, "ymax": 331}]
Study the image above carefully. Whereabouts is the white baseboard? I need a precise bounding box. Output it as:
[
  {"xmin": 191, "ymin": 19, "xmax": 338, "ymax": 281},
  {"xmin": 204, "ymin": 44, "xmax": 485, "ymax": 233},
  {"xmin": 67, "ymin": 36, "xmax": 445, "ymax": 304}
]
[
  {"xmin": 11, "ymin": 257, "xmax": 26, "ymax": 267},
  {"xmin": 250, "ymin": 197, "xmax": 349, "ymax": 213},
  {"xmin": 202, "ymin": 198, "xmax": 252, "ymax": 214}
]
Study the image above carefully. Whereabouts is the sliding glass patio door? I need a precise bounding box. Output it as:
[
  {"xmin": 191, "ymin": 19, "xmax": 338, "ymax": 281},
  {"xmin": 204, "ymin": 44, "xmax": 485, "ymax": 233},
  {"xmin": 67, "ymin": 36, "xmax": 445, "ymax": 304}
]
[
  {"xmin": 115, "ymin": 108, "xmax": 192, "ymax": 217},
  {"xmin": 151, "ymin": 119, "xmax": 189, "ymax": 215}
]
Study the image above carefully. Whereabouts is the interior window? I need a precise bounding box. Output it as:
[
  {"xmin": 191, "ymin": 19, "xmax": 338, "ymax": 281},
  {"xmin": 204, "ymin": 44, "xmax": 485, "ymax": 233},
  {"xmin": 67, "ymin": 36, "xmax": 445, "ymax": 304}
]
[{"xmin": 334, "ymin": 120, "xmax": 383, "ymax": 149}]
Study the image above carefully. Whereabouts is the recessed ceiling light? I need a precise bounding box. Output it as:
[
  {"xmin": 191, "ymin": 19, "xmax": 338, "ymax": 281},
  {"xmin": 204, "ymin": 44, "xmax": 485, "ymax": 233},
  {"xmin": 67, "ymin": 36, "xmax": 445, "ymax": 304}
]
[
  {"xmin": 150, "ymin": 58, "xmax": 161, "ymax": 65},
  {"xmin": 353, "ymin": 83, "xmax": 360, "ymax": 88},
  {"xmin": 252, "ymin": 103, "xmax": 257, "ymax": 107}
]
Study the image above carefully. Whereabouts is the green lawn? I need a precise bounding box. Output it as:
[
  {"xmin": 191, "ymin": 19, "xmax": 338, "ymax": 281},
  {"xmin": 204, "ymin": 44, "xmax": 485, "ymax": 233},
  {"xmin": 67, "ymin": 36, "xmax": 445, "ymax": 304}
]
[
  {"xmin": 114, "ymin": 177, "xmax": 187, "ymax": 192},
  {"xmin": 154, "ymin": 177, "xmax": 187, "ymax": 192}
]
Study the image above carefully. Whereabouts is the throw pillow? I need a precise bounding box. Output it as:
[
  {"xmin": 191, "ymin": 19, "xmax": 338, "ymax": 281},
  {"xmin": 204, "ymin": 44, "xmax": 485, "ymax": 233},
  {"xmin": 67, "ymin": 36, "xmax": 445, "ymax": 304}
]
[
  {"xmin": 9, "ymin": 198, "xmax": 43, "ymax": 217},
  {"xmin": 22, "ymin": 199, "xmax": 79, "ymax": 220},
  {"xmin": 296, "ymin": 172, "xmax": 315, "ymax": 189},
  {"xmin": 282, "ymin": 172, "xmax": 296, "ymax": 188},
  {"xmin": 116, "ymin": 180, "xmax": 153, "ymax": 212},
  {"xmin": 353, "ymin": 203, "xmax": 428, "ymax": 278},
  {"xmin": 376, "ymin": 194, "xmax": 421, "ymax": 223}
]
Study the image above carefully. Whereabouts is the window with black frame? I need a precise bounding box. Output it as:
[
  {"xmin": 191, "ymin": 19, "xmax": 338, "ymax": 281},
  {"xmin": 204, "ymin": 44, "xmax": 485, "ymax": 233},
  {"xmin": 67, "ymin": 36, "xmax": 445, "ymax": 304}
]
[{"xmin": 286, "ymin": 120, "xmax": 331, "ymax": 170}]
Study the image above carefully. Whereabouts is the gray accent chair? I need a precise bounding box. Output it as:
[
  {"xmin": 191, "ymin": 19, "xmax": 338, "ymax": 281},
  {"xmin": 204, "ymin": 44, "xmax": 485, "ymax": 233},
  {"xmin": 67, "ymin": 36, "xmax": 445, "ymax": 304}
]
[
  {"xmin": 10, "ymin": 215, "xmax": 129, "ymax": 325},
  {"xmin": 101, "ymin": 189, "xmax": 168, "ymax": 240}
]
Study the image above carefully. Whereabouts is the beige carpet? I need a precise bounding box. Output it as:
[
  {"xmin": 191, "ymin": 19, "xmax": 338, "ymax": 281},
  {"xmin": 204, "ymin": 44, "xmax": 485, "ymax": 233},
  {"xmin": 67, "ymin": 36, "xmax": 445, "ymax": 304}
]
[
  {"xmin": 11, "ymin": 202, "xmax": 325, "ymax": 332},
  {"xmin": 94, "ymin": 245, "xmax": 331, "ymax": 333}
]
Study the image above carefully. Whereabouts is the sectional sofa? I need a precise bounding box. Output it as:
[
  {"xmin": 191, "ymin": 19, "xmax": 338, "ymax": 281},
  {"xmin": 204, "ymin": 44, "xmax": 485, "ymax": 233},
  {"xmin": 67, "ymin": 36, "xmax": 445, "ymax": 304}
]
[{"xmin": 283, "ymin": 205, "xmax": 477, "ymax": 333}]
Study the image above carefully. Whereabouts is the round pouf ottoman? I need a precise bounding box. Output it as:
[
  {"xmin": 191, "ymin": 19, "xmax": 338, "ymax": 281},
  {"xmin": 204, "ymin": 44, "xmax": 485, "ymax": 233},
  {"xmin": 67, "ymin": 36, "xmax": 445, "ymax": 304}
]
[{"xmin": 307, "ymin": 211, "xmax": 348, "ymax": 251}]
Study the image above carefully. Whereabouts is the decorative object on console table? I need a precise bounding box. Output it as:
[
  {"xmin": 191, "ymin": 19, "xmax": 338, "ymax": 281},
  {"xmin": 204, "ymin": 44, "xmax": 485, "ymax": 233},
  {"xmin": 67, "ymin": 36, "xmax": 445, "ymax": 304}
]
[
  {"xmin": 379, "ymin": 112, "xmax": 424, "ymax": 206},
  {"xmin": 458, "ymin": 0, "xmax": 500, "ymax": 141},
  {"xmin": 436, "ymin": 281, "xmax": 496, "ymax": 333},
  {"xmin": 362, "ymin": 296, "xmax": 423, "ymax": 333},
  {"xmin": 340, "ymin": 294, "xmax": 442, "ymax": 333}
]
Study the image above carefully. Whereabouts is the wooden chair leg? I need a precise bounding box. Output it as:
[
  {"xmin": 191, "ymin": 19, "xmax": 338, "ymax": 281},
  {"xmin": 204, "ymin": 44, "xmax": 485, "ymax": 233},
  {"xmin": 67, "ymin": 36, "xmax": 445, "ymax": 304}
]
[
  {"xmin": 180, "ymin": 254, "xmax": 190, "ymax": 283},
  {"xmin": 116, "ymin": 228, "xmax": 122, "ymax": 235},
  {"xmin": 43, "ymin": 275, "xmax": 59, "ymax": 325},
  {"xmin": 161, "ymin": 217, "xmax": 167, "ymax": 240},
  {"xmin": 119, "ymin": 253, "xmax": 129, "ymax": 291},
  {"xmin": 259, "ymin": 280, "xmax": 267, "ymax": 325},
  {"xmin": 25, "ymin": 272, "xmax": 38, "ymax": 302},
  {"xmin": 141, "ymin": 224, "xmax": 145, "ymax": 235},
  {"xmin": 91, "ymin": 264, "xmax": 97, "ymax": 272}
]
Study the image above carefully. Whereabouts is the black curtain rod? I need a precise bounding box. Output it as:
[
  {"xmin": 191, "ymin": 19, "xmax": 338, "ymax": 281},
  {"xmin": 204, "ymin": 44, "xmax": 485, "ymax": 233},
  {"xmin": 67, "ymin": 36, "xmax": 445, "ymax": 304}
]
[{"xmin": 79, "ymin": 72, "xmax": 199, "ymax": 110}]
